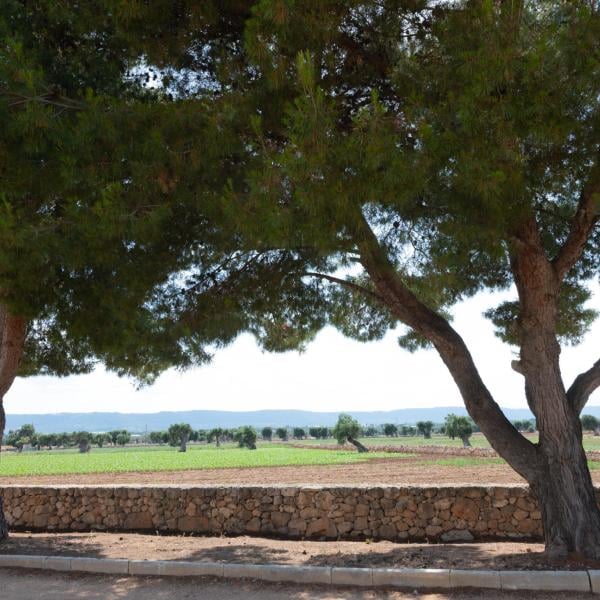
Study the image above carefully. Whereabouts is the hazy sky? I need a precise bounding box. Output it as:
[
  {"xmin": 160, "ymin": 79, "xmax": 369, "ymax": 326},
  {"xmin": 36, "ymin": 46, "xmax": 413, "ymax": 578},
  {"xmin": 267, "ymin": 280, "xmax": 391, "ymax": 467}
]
[{"xmin": 5, "ymin": 285, "xmax": 599, "ymax": 415}]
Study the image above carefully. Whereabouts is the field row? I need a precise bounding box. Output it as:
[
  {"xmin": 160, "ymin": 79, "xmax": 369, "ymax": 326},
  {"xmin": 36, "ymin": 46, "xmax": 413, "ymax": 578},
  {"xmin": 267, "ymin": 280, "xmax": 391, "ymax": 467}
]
[{"xmin": 0, "ymin": 445, "xmax": 402, "ymax": 477}]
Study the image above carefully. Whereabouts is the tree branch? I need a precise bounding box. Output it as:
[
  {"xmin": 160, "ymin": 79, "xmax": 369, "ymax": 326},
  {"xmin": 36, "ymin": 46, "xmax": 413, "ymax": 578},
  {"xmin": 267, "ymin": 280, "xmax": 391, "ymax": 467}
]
[
  {"xmin": 0, "ymin": 306, "xmax": 27, "ymax": 454},
  {"xmin": 568, "ymin": 358, "xmax": 600, "ymax": 415},
  {"xmin": 303, "ymin": 272, "xmax": 383, "ymax": 302},
  {"xmin": 553, "ymin": 174, "xmax": 600, "ymax": 280},
  {"xmin": 1, "ymin": 90, "xmax": 86, "ymax": 112},
  {"xmin": 351, "ymin": 212, "xmax": 538, "ymax": 480}
]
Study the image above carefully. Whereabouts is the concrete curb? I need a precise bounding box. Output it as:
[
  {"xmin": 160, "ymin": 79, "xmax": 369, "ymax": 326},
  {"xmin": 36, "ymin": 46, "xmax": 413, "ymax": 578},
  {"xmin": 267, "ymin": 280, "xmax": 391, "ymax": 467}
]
[{"xmin": 0, "ymin": 554, "xmax": 598, "ymax": 593}]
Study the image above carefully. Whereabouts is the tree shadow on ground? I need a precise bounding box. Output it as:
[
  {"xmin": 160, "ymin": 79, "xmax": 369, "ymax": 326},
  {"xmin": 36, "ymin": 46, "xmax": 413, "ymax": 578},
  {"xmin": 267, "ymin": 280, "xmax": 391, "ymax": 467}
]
[
  {"xmin": 0, "ymin": 533, "xmax": 106, "ymax": 558},
  {"xmin": 170, "ymin": 543, "xmax": 290, "ymax": 563}
]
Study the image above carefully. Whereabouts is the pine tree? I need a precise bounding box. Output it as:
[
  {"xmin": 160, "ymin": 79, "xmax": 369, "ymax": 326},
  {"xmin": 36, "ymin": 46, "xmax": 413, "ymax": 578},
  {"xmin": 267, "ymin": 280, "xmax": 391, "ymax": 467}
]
[
  {"xmin": 0, "ymin": 2, "xmax": 221, "ymax": 537},
  {"xmin": 105, "ymin": 1, "xmax": 600, "ymax": 557}
]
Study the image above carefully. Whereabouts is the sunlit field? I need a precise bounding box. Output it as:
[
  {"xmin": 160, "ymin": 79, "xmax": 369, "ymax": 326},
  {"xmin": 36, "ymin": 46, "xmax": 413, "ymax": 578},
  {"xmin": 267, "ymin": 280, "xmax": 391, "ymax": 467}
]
[{"xmin": 0, "ymin": 444, "xmax": 405, "ymax": 478}]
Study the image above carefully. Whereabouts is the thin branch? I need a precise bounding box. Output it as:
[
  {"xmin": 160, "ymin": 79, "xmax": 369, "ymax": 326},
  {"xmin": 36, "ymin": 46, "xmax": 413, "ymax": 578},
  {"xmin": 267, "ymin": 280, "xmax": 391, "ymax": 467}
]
[
  {"xmin": 553, "ymin": 173, "xmax": 600, "ymax": 280},
  {"xmin": 568, "ymin": 357, "xmax": 600, "ymax": 415},
  {"xmin": 1, "ymin": 90, "xmax": 86, "ymax": 111},
  {"xmin": 303, "ymin": 271, "xmax": 383, "ymax": 302}
]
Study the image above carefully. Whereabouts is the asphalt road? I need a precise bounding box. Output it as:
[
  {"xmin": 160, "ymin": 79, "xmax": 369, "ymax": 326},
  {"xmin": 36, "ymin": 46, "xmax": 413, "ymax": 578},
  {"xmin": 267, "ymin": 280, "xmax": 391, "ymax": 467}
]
[{"xmin": 0, "ymin": 568, "xmax": 595, "ymax": 600}]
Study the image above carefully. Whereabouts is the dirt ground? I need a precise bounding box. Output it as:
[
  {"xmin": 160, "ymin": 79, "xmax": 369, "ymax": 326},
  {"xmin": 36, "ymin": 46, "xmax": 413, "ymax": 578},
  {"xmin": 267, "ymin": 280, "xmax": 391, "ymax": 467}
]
[
  {"xmin": 0, "ymin": 457, "xmax": 531, "ymax": 486},
  {"xmin": 1, "ymin": 569, "xmax": 594, "ymax": 600},
  {"xmin": 3, "ymin": 532, "xmax": 600, "ymax": 572}
]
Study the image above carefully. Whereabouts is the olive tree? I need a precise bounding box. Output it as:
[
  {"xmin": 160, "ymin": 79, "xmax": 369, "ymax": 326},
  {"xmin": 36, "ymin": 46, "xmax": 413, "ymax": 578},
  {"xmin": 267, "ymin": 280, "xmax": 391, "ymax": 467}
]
[
  {"xmin": 445, "ymin": 414, "xmax": 474, "ymax": 448},
  {"xmin": 332, "ymin": 414, "xmax": 368, "ymax": 453},
  {"xmin": 168, "ymin": 423, "xmax": 193, "ymax": 452},
  {"xmin": 235, "ymin": 426, "xmax": 257, "ymax": 450},
  {"xmin": 416, "ymin": 421, "xmax": 434, "ymax": 440}
]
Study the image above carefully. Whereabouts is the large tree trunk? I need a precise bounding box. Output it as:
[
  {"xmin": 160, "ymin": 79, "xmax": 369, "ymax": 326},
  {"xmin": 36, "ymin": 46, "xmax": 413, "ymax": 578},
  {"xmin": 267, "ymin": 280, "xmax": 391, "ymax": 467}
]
[
  {"xmin": 0, "ymin": 306, "xmax": 27, "ymax": 543},
  {"xmin": 532, "ymin": 431, "xmax": 600, "ymax": 557},
  {"xmin": 510, "ymin": 218, "xmax": 600, "ymax": 558},
  {"xmin": 347, "ymin": 436, "xmax": 369, "ymax": 453},
  {"xmin": 461, "ymin": 435, "xmax": 471, "ymax": 448},
  {"xmin": 352, "ymin": 212, "xmax": 600, "ymax": 558}
]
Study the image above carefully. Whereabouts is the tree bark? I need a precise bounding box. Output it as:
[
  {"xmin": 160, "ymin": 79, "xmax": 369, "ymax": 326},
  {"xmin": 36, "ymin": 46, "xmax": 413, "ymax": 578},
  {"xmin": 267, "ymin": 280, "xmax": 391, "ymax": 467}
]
[
  {"xmin": 347, "ymin": 436, "xmax": 369, "ymax": 453},
  {"xmin": 0, "ymin": 305, "xmax": 27, "ymax": 543},
  {"xmin": 461, "ymin": 435, "xmax": 471, "ymax": 448},
  {"xmin": 179, "ymin": 435, "xmax": 188, "ymax": 452},
  {"xmin": 508, "ymin": 217, "xmax": 600, "ymax": 558},
  {"xmin": 531, "ymin": 414, "xmax": 600, "ymax": 558}
]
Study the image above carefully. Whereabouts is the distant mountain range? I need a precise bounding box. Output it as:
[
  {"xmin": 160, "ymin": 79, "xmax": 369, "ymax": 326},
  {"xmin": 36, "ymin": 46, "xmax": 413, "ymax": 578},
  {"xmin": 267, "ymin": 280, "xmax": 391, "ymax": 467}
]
[{"xmin": 2, "ymin": 406, "xmax": 552, "ymax": 434}]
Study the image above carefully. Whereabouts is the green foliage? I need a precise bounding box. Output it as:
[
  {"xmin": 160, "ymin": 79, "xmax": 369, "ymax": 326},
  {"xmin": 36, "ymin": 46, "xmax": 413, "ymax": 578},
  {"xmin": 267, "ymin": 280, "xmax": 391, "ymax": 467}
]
[
  {"xmin": 5, "ymin": 424, "xmax": 36, "ymax": 451},
  {"xmin": 115, "ymin": 432, "xmax": 131, "ymax": 446},
  {"xmin": 512, "ymin": 419, "xmax": 536, "ymax": 433},
  {"xmin": 94, "ymin": 434, "xmax": 111, "ymax": 448},
  {"xmin": 275, "ymin": 427, "xmax": 288, "ymax": 441},
  {"xmin": 38, "ymin": 0, "xmax": 593, "ymax": 390},
  {"xmin": 109, "ymin": 430, "xmax": 130, "ymax": 446},
  {"xmin": 416, "ymin": 421, "xmax": 434, "ymax": 439},
  {"xmin": 363, "ymin": 425, "xmax": 379, "ymax": 437},
  {"xmin": 581, "ymin": 415, "xmax": 599, "ymax": 432},
  {"xmin": 168, "ymin": 423, "xmax": 192, "ymax": 451},
  {"xmin": 0, "ymin": 1, "xmax": 596, "ymax": 412},
  {"xmin": 235, "ymin": 426, "xmax": 257, "ymax": 450},
  {"xmin": 208, "ymin": 428, "xmax": 224, "ymax": 446},
  {"xmin": 261, "ymin": 427, "xmax": 273, "ymax": 441},
  {"xmin": 383, "ymin": 423, "xmax": 398, "ymax": 437},
  {"xmin": 332, "ymin": 413, "xmax": 361, "ymax": 445},
  {"xmin": 292, "ymin": 427, "xmax": 306, "ymax": 440},
  {"xmin": 73, "ymin": 431, "xmax": 92, "ymax": 453},
  {"xmin": 445, "ymin": 414, "xmax": 474, "ymax": 446},
  {"xmin": 308, "ymin": 426, "xmax": 329, "ymax": 439},
  {"xmin": 149, "ymin": 431, "xmax": 166, "ymax": 445}
]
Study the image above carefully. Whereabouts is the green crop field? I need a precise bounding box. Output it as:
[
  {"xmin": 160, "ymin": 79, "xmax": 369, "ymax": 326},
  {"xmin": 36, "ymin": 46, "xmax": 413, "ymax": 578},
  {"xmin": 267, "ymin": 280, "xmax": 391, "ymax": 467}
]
[{"xmin": 0, "ymin": 444, "xmax": 405, "ymax": 478}]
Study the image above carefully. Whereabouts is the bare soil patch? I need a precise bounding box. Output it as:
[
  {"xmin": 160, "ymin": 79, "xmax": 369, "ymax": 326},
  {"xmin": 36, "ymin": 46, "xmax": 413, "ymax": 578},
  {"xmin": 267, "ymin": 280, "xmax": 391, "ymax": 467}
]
[
  {"xmin": 2, "ymin": 532, "xmax": 600, "ymax": 572},
  {"xmin": 0, "ymin": 456, "xmax": 531, "ymax": 486}
]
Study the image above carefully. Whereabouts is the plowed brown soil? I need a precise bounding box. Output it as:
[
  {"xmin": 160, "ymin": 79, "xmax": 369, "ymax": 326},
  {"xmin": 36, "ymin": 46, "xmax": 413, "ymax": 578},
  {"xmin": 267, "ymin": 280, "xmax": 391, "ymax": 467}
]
[{"xmin": 0, "ymin": 456, "xmax": 530, "ymax": 486}]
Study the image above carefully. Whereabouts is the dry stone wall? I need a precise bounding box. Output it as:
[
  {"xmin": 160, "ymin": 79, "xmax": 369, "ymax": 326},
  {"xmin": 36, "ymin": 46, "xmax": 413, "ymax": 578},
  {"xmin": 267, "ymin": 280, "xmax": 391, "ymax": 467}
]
[{"xmin": 0, "ymin": 485, "xmax": 550, "ymax": 542}]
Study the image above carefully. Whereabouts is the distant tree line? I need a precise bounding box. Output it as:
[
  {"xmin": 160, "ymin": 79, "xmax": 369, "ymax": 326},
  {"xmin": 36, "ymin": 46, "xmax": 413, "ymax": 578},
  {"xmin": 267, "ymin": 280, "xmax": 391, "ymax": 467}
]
[
  {"xmin": 9, "ymin": 412, "xmax": 569, "ymax": 456},
  {"xmin": 3, "ymin": 425, "xmax": 131, "ymax": 453}
]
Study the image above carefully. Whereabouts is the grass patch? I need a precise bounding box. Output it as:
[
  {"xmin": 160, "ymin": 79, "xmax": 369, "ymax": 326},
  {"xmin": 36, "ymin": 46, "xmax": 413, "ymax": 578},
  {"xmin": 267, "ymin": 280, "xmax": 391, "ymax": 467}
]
[{"xmin": 0, "ymin": 445, "xmax": 401, "ymax": 477}]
